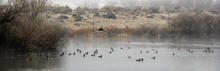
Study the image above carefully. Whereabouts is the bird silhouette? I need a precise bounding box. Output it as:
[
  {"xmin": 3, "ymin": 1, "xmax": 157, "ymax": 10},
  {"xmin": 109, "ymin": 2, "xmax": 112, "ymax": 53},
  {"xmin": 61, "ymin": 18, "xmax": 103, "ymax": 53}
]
[
  {"xmin": 155, "ymin": 50, "xmax": 158, "ymax": 53},
  {"xmin": 91, "ymin": 53, "xmax": 95, "ymax": 56},
  {"xmin": 172, "ymin": 53, "xmax": 175, "ymax": 56},
  {"xmin": 128, "ymin": 56, "xmax": 131, "ymax": 59},
  {"xmin": 98, "ymin": 55, "xmax": 103, "ymax": 58},
  {"xmin": 83, "ymin": 54, "xmax": 86, "ymax": 57},
  {"xmin": 94, "ymin": 49, "xmax": 98, "ymax": 54},
  {"xmin": 77, "ymin": 49, "xmax": 82, "ymax": 53},
  {"xmin": 60, "ymin": 52, "xmax": 64, "ymax": 56},
  {"xmin": 120, "ymin": 47, "xmax": 123, "ymax": 50},
  {"xmin": 203, "ymin": 47, "xmax": 214, "ymax": 53},
  {"xmin": 96, "ymin": 28, "xmax": 105, "ymax": 32},
  {"xmin": 110, "ymin": 47, "xmax": 114, "ymax": 52},
  {"xmin": 109, "ymin": 51, "xmax": 112, "ymax": 54},
  {"xmin": 109, "ymin": 48, "xmax": 114, "ymax": 54},
  {"xmin": 85, "ymin": 52, "xmax": 89, "ymax": 55},
  {"xmin": 136, "ymin": 58, "xmax": 144, "ymax": 62},
  {"xmin": 151, "ymin": 56, "xmax": 156, "ymax": 60},
  {"xmin": 187, "ymin": 49, "xmax": 193, "ymax": 53}
]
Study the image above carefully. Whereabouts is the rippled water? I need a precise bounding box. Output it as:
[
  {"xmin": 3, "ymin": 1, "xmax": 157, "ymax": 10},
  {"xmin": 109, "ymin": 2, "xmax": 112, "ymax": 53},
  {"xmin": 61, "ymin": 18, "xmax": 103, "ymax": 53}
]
[{"xmin": 1, "ymin": 39, "xmax": 220, "ymax": 71}]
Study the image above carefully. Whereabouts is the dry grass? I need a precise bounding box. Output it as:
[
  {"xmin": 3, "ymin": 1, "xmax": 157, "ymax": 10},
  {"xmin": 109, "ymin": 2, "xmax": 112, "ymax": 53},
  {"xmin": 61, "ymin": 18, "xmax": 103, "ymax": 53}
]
[
  {"xmin": 71, "ymin": 11, "xmax": 220, "ymax": 39},
  {"xmin": 71, "ymin": 24, "xmax": 167, "ymax": 39}
]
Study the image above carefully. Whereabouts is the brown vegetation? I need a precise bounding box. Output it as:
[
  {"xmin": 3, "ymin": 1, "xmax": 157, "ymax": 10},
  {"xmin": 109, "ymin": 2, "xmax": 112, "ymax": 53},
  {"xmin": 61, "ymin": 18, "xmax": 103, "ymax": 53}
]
[
  {"xmin": 70, "ymin": 9, "xmax": 220, "ymax": 39},
  {"xmin": 0, "ymin": 0, "xmax": 68, "ymax": 51},
  {"xmin": 169, "ymin": 12, "xmax": 220, "ymax": 37},
  {"xmin": 42, "ymin": 5, "xmax": 220, "ymax": 40}
]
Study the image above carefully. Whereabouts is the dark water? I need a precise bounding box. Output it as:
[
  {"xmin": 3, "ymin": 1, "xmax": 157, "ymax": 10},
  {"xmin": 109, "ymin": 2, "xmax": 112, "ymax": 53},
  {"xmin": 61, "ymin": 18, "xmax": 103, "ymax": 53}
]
[{"xmin": 1, "ymin": 38, "xmax": 220, "ymax": 71}]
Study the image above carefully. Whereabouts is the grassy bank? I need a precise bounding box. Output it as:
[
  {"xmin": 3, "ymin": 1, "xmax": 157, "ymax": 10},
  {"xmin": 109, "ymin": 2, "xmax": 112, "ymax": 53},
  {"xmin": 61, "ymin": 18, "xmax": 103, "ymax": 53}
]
[
  {"xmin": 54, "ymin": 6, "xmax": 218, "ymax": 39},
  {"xmin": 71, "ymin": 11, "xmax": 220, "ymax": 39}
]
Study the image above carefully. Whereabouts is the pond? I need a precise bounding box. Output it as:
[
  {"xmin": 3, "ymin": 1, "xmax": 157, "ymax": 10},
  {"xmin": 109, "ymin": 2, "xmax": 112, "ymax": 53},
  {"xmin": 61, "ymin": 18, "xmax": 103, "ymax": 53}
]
[{"xmin": 1, "ymin": 38, "xmax": 220, "ymax": 71}]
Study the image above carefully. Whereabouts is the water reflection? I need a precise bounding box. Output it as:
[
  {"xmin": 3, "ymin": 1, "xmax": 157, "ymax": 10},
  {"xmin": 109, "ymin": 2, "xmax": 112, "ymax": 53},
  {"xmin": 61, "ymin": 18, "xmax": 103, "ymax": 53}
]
[{"xmin": 0, "ymin": 49, "xmax": 60, "ymax": 71}]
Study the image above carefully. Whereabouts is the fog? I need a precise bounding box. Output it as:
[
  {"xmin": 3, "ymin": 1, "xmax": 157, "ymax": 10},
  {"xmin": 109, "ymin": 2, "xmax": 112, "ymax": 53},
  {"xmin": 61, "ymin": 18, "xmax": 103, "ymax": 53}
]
[{"xmin": 51, "ymin": 0, "xmax": 220, "ymax": 9}]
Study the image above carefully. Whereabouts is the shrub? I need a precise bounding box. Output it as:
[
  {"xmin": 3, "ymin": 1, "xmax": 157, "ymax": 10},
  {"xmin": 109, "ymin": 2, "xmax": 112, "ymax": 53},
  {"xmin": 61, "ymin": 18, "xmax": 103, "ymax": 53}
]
[
  {"xmin": 207, "ymin": 9, "xmax": 219, "ymax": 15},
  {"xmin": 145, "ymin": 7, "xmax": 160, "ymax": 14},
  {"xmin": 58, "ymin": 15, "xmax": 69, "ymax": 19},
  {"xmin": 92, "ymin": 9, "xmax": 100, "ymax": 17},
  {"xmin": 0, "ymin": 0, "xmax": 46, "ymax": 24},
  {"xmin": 213, "ymin": 16, "xmax": 220, "ymax": 33},
  {"xmin": 51, "ymin": 6, "xmax": 72, "ymax": 14},
  {"xmin": 0, "ymin": 0, "xmax": 46, "ymax": 46},
  {"xmin": 103, "ymin": 11, "xmax": 116, "ymax": 19},
  {"xmin": 8, "ymin": 16, "xmax": 68, "ymax": 50},
  {"xmin": 198, "ymin": 13, "xmax": 216, "ymax": 35},
  {"xmin": 169, "ymin": 12, "xmax": 200, "ymax": 35},
  {"xmin": 169, "ymin": 12, "xmax": 220, "ymax": 36},
  {"xmin": 72, "ymin": 14, "xmax": 83, "ymax": 21},
  {"xmin": 0, "ymin": 0, "xmax": 68, "ymax": 51}
]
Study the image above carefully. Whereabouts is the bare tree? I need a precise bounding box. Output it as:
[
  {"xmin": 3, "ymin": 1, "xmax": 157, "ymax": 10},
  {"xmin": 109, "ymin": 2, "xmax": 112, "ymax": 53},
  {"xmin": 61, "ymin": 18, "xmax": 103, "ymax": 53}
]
[
  {"xmin": 0, "ymin": 0, "xmax": 49, "ymax": 47},
  {"xmin": 0, "ymin": 0, "xmax": 47, "ymax": 24}
]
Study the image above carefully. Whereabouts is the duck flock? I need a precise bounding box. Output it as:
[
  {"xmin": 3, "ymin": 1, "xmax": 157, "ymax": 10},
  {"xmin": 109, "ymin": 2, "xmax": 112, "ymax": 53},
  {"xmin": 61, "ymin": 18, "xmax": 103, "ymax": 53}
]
[{"xmin": 58, "ymin": 45, "xmax": 215, "ymax": 62}]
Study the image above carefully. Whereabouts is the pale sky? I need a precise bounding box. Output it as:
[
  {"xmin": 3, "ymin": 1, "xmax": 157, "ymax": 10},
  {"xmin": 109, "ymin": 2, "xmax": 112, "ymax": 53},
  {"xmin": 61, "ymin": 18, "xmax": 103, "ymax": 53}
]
[
  {"xmin": 51, "ymin": 0, "xmax": 220, "ymax": 9},
  {"xmin": 1, "ymin": 0, "xmax": 219, "ymax": 9}
]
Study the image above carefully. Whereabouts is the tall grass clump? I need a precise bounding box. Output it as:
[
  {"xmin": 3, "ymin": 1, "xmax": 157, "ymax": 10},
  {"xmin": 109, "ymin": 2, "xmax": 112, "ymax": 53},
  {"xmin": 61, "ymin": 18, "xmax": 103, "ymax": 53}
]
[{"xmin": 0, "ymin": 0, "xmax": 68, "ymax": 51}]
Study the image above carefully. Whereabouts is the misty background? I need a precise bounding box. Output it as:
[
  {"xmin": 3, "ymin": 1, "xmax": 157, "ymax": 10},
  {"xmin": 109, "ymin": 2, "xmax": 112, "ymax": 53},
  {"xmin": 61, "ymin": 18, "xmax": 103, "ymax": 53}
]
[{"xmin": 51, "ymin": 0, "xmax": 220, "ymax": 9}]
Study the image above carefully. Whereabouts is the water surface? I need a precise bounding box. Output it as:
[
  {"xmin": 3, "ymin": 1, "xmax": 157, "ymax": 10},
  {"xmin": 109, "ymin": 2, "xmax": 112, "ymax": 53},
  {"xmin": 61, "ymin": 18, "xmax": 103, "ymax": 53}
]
[{"xmin": 1, "ymin": 38, "xmax": 220, "ymax": 71}]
